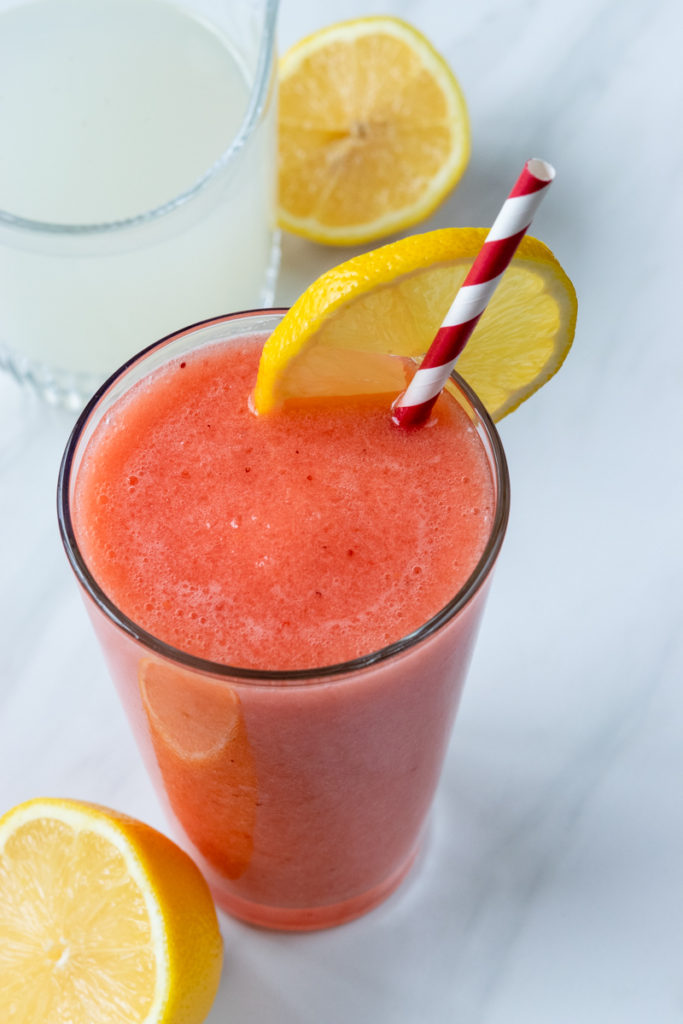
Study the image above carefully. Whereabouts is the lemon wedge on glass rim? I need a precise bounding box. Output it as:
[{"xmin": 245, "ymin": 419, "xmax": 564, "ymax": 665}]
[
  {"xmin": 253, "ymin": 228, "xmax": 578, "ymax": 421},
  {"xmin": 277, "ymin": 16, "xmax": 470, "ymax": 244},
  {"xmin": 0, "ymin": 797, "xmax": 222, "ymax": 1024}
]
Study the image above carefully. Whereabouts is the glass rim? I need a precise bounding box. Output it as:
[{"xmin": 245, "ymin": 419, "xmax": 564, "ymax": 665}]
[
  {"xmin": 0, "ymin": 0, "xmax": 280, "ymax": 236},
  {"xmin": 57, "ymin": 308, "xmax": 510, "ymax": 686}
]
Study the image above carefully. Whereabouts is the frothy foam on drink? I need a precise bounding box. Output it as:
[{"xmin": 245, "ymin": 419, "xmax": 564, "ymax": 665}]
[{"xmin": 75, "ymin": 338, "xmax": 494, "ymax": 670}]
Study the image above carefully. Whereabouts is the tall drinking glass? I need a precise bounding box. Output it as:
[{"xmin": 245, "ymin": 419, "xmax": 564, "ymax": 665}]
[
  {"xmin": 0, "ymin": 0, "xmax": 279, "ymax": 409},
  {"xmin": 58, "ymin": 310, "xmax": 509, "ymax": 930}
]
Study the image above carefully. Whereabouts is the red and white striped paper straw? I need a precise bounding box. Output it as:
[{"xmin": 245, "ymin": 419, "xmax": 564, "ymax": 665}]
[{"xmin": 392, "ymin": 158, "xmax": 555, "ymax": 428}]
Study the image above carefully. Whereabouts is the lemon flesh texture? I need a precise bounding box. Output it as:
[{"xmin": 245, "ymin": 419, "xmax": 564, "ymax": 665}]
[
  {"xmin": 0, "ymin": 798, "xmax": 222, "ymax": 1024},
  {"xmin": 278, "ymin": 17, "xmax": 470, "ymax": 244},
  {"xmin": 254, "ymin": 228, "xmax": 577, "ymax": 421}
]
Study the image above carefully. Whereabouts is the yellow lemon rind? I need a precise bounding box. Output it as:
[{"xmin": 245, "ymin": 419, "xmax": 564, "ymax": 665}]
[
  {"xmin": 0, "ymin": 797, "xmax": 223, "ymax": 1024},
  {"xmin": 277, "ymin": 16, "xmax": 470, "ymax": 245},
  {"xmin": 254, "ymin": 227, "xmax": 577, "ymax": 420}
]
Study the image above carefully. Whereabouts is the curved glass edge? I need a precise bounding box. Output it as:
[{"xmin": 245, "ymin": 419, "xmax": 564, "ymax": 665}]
[
  {"xmin": 0, "ymin": 230, "xmax": 283, "ymax": 411},
  {"xmin": 57, "ymin": 309, "xmax": 510, "ymax": 687},
  {"xmin": 0, "ymin": 0, "xmax": 280, "ymax": 235}
]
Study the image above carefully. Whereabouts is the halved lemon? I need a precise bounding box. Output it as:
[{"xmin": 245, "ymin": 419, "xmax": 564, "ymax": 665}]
[
  {"xmin": 0, "ymin": 797, "xmax": 222, "ymax": 1024},
  {"xmin": 253, "ymin": 228, "xmax": 577, "ymax": 421},
  {"xmin": 278, "ymin": 17, "xmax": 470, "ymax": 244}
]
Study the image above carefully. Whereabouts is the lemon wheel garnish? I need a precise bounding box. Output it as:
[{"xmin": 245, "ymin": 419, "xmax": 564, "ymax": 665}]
[
  {"xmin": 254, "ymin": 228, "xmax": 577, "ymax": 421},
  {"xmin": 277, "ymin": 17, "xmax": 470, "ymax": 244},
  {"xmin": 0, "ymin": 798, "xmax": 222, "ymax": 1024}
]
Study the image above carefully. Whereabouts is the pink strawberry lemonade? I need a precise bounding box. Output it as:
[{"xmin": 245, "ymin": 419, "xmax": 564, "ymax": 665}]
[
  {"xmin": 66, "ymin": 315, "xmax": 506, "ymax": 929},
  {"xmin": 75, "ymin": 338, "xmax": 493, "ymax": 667}
]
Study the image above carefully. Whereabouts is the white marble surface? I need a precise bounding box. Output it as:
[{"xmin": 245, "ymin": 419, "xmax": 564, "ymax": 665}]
[{"xmin": 1, "ymin": 0, "xmax": 682, "ymax": 1020}]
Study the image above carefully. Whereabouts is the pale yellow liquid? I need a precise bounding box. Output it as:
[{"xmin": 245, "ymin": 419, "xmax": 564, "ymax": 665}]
[{"xmin": 0, "ymin": 0, "xmax": 277, "ymax": 381}]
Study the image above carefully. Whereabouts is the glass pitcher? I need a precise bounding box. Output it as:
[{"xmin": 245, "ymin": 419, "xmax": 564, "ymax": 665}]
[{"xmin": 0, "ymin": 0, "xmax": 280, "ymax": 409}]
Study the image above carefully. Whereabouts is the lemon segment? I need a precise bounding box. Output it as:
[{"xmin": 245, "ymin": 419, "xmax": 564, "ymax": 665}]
[
  {"xmin": 278, "ymin": 17, "xmax": 470, "ymax": 244},
  {"xmin": 254, "ymin": 228, "xmax": 577, "ymax": 421},
  {"xmin": 0, "ymin": 798, "xmax": 222, "ymax": 1024},
  {"xmin": 140, "ymin": 660, "xmax": 258, "ymax": 882}
]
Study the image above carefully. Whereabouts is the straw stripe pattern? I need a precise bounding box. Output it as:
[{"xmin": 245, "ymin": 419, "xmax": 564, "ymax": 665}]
[{"xmin": 392, "ymin": 158, "xmax": 555, "ymax": 428}]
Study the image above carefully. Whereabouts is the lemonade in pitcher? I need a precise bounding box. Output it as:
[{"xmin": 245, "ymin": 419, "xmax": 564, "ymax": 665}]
[{"xmin": 0, "ymin": 0, "xmax": 279, "ymax": 408}]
